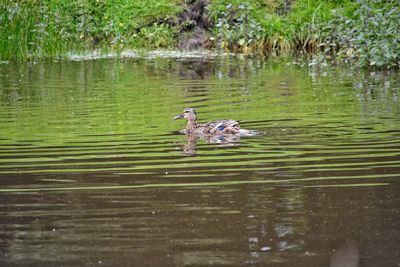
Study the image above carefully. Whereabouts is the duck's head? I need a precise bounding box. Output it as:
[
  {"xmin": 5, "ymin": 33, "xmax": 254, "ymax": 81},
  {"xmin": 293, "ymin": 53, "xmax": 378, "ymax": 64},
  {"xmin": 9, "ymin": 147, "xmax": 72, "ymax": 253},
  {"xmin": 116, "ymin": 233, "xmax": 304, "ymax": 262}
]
[{"xmin": 174, "ymin": 108, "xmax": 197, "ymax": 121}]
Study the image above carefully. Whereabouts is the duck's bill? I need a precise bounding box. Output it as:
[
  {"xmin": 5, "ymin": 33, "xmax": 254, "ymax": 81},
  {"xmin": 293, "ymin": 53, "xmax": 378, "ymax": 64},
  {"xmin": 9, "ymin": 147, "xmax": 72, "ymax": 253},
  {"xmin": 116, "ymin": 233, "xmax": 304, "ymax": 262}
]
[{"xmin": 173, "ymin": 114, "xmax": 184, "ymax": 120}]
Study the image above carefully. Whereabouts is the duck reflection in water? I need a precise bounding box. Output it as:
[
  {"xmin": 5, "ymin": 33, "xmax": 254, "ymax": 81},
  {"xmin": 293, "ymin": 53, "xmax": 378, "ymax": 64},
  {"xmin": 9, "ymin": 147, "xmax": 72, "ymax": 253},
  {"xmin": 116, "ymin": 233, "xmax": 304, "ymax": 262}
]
[{"xmin": 182, "ymin": 133, "xmax": 241, "ymax": 155}]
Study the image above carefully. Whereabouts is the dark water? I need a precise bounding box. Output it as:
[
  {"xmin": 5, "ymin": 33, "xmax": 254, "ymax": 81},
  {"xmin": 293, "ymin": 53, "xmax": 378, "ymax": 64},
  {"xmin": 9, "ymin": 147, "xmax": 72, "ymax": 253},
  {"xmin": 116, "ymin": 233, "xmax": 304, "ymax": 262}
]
[{"xmin": 0, "ymin": 56, "xmax": 399, "ymax": 266}]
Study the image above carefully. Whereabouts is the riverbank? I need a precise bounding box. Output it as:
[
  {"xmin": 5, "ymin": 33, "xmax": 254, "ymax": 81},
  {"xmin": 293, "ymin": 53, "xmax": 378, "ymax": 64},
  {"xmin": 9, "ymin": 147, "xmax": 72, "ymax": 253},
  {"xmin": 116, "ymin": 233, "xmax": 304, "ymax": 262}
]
[{"xmin": 1, "ymin": 0, "xmax": 399, "ymax": 68}]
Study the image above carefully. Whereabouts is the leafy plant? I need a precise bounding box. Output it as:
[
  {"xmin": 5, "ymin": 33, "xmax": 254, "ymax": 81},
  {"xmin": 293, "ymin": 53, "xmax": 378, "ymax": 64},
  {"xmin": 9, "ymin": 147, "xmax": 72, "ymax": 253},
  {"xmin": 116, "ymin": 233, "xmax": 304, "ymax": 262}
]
[
  {"xmin": 322, "ymin": 0, "xmax": 400, "ymax": 68},
  {"xmin": 129, "ymin": 23, "xmax": 178, "ymax": 49},
  {"xmin": 209, "ymin": 3, "xmax": 266, "ymax": 53}
]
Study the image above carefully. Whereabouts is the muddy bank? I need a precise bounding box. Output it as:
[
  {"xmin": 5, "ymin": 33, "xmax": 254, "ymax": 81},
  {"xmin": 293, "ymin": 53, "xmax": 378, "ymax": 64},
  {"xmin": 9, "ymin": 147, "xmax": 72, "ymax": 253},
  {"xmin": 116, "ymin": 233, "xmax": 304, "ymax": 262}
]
[{"xmin": 173, "ymin": 0, "xmax": 213, "ymax": 50}]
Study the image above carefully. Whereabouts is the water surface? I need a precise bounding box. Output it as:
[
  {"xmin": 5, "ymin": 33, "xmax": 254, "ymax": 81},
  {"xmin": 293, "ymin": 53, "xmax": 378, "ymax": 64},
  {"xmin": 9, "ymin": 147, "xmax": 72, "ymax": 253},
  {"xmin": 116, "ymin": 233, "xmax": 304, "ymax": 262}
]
[{"xmin": 0, "ymin": 56, "xmax": 399, "ymax": 266}]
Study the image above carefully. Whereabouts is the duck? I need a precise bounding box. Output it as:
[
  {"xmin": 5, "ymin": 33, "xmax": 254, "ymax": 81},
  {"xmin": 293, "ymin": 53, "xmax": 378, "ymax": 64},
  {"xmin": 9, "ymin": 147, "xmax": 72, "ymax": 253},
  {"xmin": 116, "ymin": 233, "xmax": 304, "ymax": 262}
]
[{"xmin": 173, "ymin": 108, "xmax": 253, "ymax": 136}]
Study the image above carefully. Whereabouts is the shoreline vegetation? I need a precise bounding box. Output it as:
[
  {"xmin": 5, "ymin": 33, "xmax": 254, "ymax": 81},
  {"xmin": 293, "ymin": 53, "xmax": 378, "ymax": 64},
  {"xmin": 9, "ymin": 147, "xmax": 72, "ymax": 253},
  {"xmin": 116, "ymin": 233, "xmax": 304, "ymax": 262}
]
[{"xmin": 0, "ymin": 0, "xmax": 399, "ymax": 68}]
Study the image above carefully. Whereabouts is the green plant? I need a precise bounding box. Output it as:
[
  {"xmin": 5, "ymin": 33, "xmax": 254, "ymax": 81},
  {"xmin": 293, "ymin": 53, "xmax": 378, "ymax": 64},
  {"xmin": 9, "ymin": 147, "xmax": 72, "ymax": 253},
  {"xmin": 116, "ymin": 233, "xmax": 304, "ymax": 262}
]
[
  {"xmin": 1, "ymin": 0, "xmax": 399, "ymax": 69},
  {"xmin": 210, "ymin": 3, "xmax": 266, "ymax": 53},
  {"xmin": 208, "ymin": 0, "xmax": 353, "ymax": 53},
  {"xmin": 0, "ymin": 0, "xmax": 181, "ymax": 60},
  {"xmin": 322, "ymin": 0, "xmax": 400, "ymax": 68},
  {"xmin": 0, "ymin": 1, "xmax": 70, "ymax": 60},
  {"xmin": 129, "ymin": 23, "xmax": 178, "ymax": 49}
]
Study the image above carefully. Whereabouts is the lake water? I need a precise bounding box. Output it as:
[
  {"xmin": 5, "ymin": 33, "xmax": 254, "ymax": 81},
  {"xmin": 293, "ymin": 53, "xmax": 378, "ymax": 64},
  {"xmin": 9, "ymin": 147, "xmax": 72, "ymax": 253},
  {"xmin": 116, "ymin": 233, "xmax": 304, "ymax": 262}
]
[{"xmin": 0, "ymin": 55, "xmax": 399, "ymax": 266}]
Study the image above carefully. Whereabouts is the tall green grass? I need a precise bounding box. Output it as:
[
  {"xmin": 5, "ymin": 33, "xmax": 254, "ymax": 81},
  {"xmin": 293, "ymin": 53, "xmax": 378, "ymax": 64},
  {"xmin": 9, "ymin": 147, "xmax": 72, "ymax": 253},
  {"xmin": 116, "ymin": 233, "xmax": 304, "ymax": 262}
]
[
  {"xmin": 0, "ymin": 0, "xmax": 181, "ymax": 60},
  {"xmin": 286, "ymin": 0, "xmax": 356, "ymax": 50},
  {"xmin": 1, "ymin": 0, "xmax": 399, "ymax": 68},
  {"xmin": 208, "ymin": 0, "xmax": 355, "ymax": 54},
  {"xmin": 208, "ymin": 0, "xmax": 400, "ymax": 68},
  {"xmin": 0, "ymin": 1, "xmax": 70, "ymax": 60}
]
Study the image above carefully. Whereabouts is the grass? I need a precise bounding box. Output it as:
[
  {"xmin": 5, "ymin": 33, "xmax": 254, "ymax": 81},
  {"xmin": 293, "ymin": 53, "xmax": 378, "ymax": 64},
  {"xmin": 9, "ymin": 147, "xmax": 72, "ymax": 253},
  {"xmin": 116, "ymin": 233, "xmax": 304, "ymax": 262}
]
[
  {"xmin": 0, "ymin": 0, "xmax": 399, "ymax": 68},
  {"xmin": 208, "ymin": 0, "xmax": 355, "ymax": 53},
  {"xmin": 0, "ymin": 1, "xmax": 68, "ymax": 60},
  {"xmin": 0, "ymin": 0, "xmax": 181, "ymax": 60}
]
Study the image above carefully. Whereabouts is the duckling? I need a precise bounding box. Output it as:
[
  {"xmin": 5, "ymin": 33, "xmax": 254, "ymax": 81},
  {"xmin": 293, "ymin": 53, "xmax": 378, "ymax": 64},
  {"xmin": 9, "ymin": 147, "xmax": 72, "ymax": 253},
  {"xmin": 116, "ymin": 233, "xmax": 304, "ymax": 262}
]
[{"xmin": 174, "ymin": 108, "xmax": 253, "ymax": 135}]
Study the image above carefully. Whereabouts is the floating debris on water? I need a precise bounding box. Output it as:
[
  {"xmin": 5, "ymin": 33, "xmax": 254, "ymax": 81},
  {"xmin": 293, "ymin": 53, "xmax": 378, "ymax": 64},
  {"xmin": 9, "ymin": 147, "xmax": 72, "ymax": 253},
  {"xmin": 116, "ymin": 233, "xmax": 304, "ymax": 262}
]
[{"xmin": 67, "ymin": 49, "xmax": 231, "ymax": 61}]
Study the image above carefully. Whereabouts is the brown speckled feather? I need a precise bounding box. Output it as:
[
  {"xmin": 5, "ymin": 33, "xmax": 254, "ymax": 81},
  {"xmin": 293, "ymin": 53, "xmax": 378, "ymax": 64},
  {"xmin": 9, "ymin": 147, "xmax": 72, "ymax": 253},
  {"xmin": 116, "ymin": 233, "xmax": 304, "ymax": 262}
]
[{"xmin": 197, "ymin": 119, "xmax": 240, "ymax": 135}]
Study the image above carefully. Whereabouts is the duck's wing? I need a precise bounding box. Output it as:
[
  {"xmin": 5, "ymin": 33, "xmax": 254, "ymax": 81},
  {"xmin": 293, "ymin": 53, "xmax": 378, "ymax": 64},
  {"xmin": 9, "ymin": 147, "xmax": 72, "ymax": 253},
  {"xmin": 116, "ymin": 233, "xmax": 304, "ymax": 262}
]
[{"xmin": 201, "ymin": 119, "xmax": 240, "ymax": 134}]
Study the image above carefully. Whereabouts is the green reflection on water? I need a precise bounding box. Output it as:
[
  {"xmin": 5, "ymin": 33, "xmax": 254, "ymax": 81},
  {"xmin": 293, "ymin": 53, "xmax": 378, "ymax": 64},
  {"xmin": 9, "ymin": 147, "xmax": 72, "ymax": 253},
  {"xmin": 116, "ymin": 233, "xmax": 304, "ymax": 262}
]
[
  {"xmin": 1, "ymin": 58, "xmax": 399, "ymax": 145},
  {"xmin": 0, "ymin": 57, "xmax": 399, "ymax": 266},
  {"xmin": 0, "ymin": 56, "xmax": 399, "ymax": 187}
]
